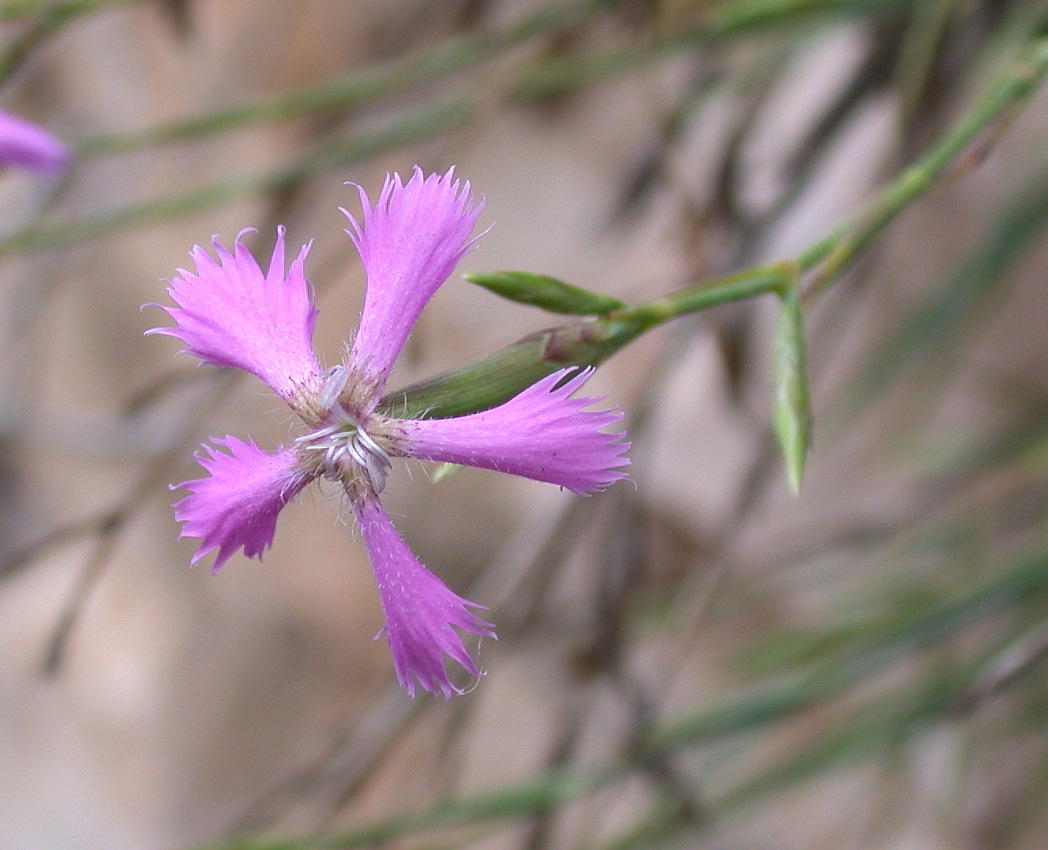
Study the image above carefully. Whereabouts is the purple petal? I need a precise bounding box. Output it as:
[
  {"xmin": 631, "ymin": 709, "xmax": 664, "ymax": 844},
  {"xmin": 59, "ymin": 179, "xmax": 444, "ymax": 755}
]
[
  {"xmin": 399, "ymin": 368, "xmax": 631, "ymax": 495},
  {"xmin": 173, "ymin": 436, "xmax": 312, "ymax": 573},
  {"xmin": 344, "ymin": 167, "xmax": 485, "ymax": 397},
  {"xmin": 148, "ymin": 228, "xmax": 322, "ymax": 408},
  {"xmin": 353, "ymin": 495, "xmax": 494, "ymax": 699},
  {"xmin": 0, "ymin": 109, "xmax": 70, "ymax": 175}
]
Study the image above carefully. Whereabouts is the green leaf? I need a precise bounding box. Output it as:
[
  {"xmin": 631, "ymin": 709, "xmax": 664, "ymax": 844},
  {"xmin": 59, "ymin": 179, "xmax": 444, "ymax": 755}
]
[
  {"xmin": 465, "ymin": 271, "xmax": 627, "ymax": 315},
  {"xmin": 772, "ymin": 287, "xmax": 812, "ymax": 495}
]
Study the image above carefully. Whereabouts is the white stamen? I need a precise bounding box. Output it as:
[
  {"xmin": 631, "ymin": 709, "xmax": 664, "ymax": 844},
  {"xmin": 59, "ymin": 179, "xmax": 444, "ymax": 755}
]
[
  {"xmin": 318, "ymin": 364, "xmax": 349, "ymax": 411},
  {"xmin": 295, "ymin": 390, "xmax": 392, "ymax": 493}
]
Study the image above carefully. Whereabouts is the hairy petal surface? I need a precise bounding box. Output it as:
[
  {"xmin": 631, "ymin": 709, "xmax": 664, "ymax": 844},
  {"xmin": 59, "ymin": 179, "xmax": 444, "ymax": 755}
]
[
  {"xmin": 174, "ymin": 437, "xmax": 312, "ymax": 573},
  {"xmin": 148, "ymin": 228, "xmax": 322, "ymax": 407},
  {"xmin": 0, "ymin": 109, "xmax": 69, "ymax": 174},
  {"xmin": 354, "ymin": 495, "xmax": 494, "ymax": 699},
  {"xmin": 344, "ymin": 167, "xmax": 485, "ymax": 396},
  {"xmin": 400, "ymin": 368, "xmax": 631, "ymax": 495}
]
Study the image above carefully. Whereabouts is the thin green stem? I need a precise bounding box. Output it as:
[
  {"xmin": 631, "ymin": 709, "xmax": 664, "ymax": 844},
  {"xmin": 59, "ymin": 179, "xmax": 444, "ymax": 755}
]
[
  {"xmin": 802, "ymin": 34, "xmax": 1048, "ymax": 300},
  {"xmin": 606, "ymin": 23, "xmax": 1048, "ymax": 326},
  {"xmin": 624, "ymin": 265, "xmax": 792, "ymax": 326},
  {"xmin": 386, "ymin": 34, "xmax": 1048, "ymax": 418}
]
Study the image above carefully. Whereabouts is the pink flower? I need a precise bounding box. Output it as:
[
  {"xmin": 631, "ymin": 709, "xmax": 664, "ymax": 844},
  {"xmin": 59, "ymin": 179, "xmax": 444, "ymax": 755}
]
[
  {"xmin": 0, "ymin": 109, "xmax": 69, "ymax": 174},
  {"xmin": 149, "ymin": 167, "xmax": 630, "ymax": 698}
]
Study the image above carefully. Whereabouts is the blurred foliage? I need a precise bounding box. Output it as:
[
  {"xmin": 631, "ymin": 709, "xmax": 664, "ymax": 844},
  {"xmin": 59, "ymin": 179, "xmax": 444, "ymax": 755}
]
[{"xmin": 2, "ymin": 0, "xmax": 1048, "ymax": 849}]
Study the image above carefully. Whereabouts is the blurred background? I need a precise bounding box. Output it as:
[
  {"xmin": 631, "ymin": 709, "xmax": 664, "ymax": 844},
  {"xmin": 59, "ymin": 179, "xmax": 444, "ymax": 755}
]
[{"xmin": 1, "ymin": 1, "xmax": 1047, "ymax": 848}]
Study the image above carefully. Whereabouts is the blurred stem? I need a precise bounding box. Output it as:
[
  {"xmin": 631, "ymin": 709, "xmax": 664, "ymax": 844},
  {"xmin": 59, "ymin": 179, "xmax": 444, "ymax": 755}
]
[
  {"xmin": 891, "ymin": 0, "xmax": 955, "ymax": 132},
  {"xmin": 0, "ymin": 97, "xmax": 475, "ymax": 256},
  {"xmin": 0, "ymin": 1, "xmax": 947, "ymax": 255},
  {"xmin": 75, "ymin": 0, "xmax": 594, "ymax": 155},
  {"xmin": 697, "ymin": 654, "xmax": 982, "ymax": 824},
  {"xmin": 515, "ymin": 0, "xmax": 910, "ymax": 99},
  {"xmin": 73, "ymin": 0, "xmax": 910, "ymax": 155},
  {"xmin": 196, "ymin": 544, "xmax": 1048, "ymax": 850},
  {"xmin": 0, "ymin": 0, "xmax": 138, "ymax": 84},
  {"xmin": 801, "ymin": 33, "xmax": 1048, "ymax": 300},
  {"xmin": 848, "ymin": 171, "xmax": 1048, "ymax": 411},
  {"xmin": 0, "ymin": 0, "xmax": 135, "ymax": 21}
]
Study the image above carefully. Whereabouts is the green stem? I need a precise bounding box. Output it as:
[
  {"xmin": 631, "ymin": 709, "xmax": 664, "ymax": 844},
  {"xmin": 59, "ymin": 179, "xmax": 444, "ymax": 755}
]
[
  {"xmin": 385, "ymin": 34, "xmax": 1048, "ymax": 418},
  {"xmin": 625, "ymin": 265, "xmax": 793, "ymax": 325},
  {"xmin": 802, "ymin": 34, "xmax": 1048, "ymax": 300}
]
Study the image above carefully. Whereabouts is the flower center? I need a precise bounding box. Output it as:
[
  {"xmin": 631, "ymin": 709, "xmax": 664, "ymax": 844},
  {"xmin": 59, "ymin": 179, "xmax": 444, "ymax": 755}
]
[{"xmin": 297, "ymin": 366, "xmax": 393, "ymax": 494}]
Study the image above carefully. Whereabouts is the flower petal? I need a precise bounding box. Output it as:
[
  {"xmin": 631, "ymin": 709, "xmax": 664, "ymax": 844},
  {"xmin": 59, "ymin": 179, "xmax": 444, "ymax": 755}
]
[
  {"xmin": 399, "ymin": 368, "xmax": 630, "ymax": 495},
  {"xmin": 344, "ymin": 167, "xmax": 485, "ymax": 397},
  {"xmin": 354, "ymin": 495, "xmax": 494, "ymax": 699},
  {"xmin": 0, "ymin": 109, "xmax": 69, "ymax": 174},
  {"xmin": 173, "ymin": 436, "xmax": 312, "ymax": 573},
  {"xmin": 148, "ymin": 228, "xmax": 322, "ymax": 409}
]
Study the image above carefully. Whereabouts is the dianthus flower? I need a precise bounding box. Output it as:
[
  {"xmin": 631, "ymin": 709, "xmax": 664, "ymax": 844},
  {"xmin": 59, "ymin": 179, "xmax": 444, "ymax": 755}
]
[
  {"xmin": 149, "ymin": 167, "xmax": 630, "ymax": 698},
  {"xmin": 0, "ymin": 109, "xmax": 69, "ymax": 174}
]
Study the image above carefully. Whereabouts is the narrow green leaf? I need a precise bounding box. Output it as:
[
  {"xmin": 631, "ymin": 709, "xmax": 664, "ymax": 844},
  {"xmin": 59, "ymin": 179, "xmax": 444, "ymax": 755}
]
[
  {"xmin": 465, "ymin": 271, "xmax": 627, "ymax": 315},
  {"xmin": 772, "ymin": 287, "xmax": 813, "ymax": 494}
]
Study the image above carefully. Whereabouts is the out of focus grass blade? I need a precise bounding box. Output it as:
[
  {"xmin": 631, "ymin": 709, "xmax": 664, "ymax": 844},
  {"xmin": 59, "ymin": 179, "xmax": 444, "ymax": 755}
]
[
  {"xmin": 0, "ymin": 0, "xmax": 136, "ymax": 21},
  {"xmin": 76, "ymin": 0, "xmax": 593, "ymax": 155},
  {"xmin": 199, "ymin": 542, "xmax": 1048, "ymax": 849},
  {"xmin": 853, "ymin": 175, "xmax": 1048, "ymax": 406},
  {"xmin": 516, "ymin": 0, "xmax": 912, "ymax": 100},
  {"xmin": 0, "ymin": 97, "xmax": 474, "ymax": 256},
  {"xmin": 0, "ymin": 0, "xmax": 140, "ymax": 85}
]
